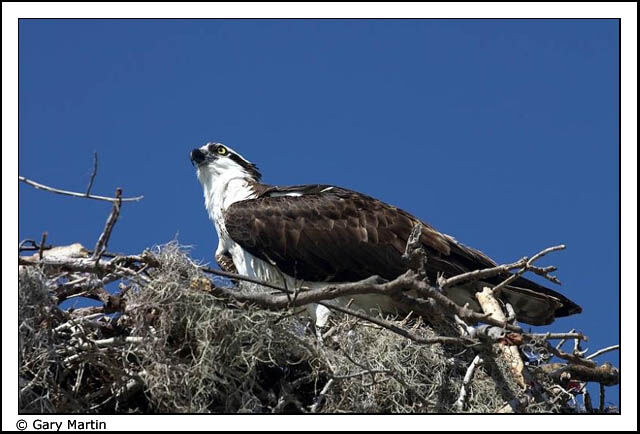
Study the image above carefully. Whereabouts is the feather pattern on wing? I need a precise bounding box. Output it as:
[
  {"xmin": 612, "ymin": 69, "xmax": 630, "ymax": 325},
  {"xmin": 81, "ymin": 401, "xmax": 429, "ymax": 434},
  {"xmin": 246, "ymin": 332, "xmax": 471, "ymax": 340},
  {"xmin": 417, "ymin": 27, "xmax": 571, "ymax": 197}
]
[{"xmin": 223, "ymin": 185, "xmax": 581, "ymax": 325}]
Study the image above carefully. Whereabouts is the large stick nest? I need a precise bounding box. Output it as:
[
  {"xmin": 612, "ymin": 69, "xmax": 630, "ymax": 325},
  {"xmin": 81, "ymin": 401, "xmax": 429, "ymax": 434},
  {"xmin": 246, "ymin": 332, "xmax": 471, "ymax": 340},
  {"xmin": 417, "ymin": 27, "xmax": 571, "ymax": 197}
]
[{"xmin": 18, "ymin": 243, "xmax": 618, "ymax": 413}]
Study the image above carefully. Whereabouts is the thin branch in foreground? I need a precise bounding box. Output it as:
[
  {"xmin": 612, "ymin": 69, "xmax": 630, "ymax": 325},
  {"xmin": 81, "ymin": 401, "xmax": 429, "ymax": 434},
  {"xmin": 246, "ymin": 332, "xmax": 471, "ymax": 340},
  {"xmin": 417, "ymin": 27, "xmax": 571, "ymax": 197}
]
[
  {"xmin": 442, "ymin": 258, "xmax": 527, "ymax": 289},
  {"xmin": 583, "ymin": 387, "xmax": 593, "ymax": 413},
  {"xmin": 93, "ymin": 188, "xmax": 123, "ymax": 260},
  {"xmin": 201, "ymin": 259, "xmax": 523, "ymax": 333},
  {"xmin": 199, "ymin": 262, "xmax": 469, "ymax": 347},
  {"xmin": 555, "ymin": 328, "xmax": 577, "ymax": 351},
  {"xmin": 19, "ymin": 175, "xmax": 143, "ymax": 203},
  {"xmin": 318, "ymin": 300, "xmax": 472, "ymax": 347},
  {"xmin": 86, "ymin": 151, "xmax": 98, "ymax": 196},
  {"xmin": 310, "ymin": 379, "xmax": 334, "ymax": 413},
  {"xmin": 442, "ymin": 245, "xmax": 564, "ymax": 291},
  {"xmin": 538, "ymin": 362, "xmax": 619, "ymax": 386},
  {"xmin": 206, "ymin": 280, "xmax": 471, "ymax": 347},
  {"xmin": 203, "ymin": 259, "xmax": 524, "ymax": 337},
  {"xmin": 199, "ymin": 243, "xmax": 568, "ymax": 335},
  {"xmin": 38, "ymin": 232, "xmax": 48, "ymax": 261},
  {"xmin": 492, "ymin": 245, "xmax": 565, "ymax": 296},
  {"xmin": 586, "ymin": 345, "xmax": 620, "ymax": 361},
  {"xmin": 536, "ymin": 339, "xmax": 597, "ymax": 368},
  {"xmin": 527, "ymin": 332, "xmax": 587, "ymax": 341},
  {"xmin": 19, "ymin": 239, "xmax": 39, "ymax": 251},
  {"xmin": 454, "ymin": 354, "xmax": 483, "ymax": 411}
]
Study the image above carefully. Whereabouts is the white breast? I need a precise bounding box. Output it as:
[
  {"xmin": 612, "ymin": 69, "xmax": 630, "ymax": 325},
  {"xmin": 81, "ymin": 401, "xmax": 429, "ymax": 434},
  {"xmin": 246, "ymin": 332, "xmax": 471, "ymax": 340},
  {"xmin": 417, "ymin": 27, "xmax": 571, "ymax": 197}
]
[{"xmin": 197, "ymin": 169, "xmax": 396, "ymax": 327}]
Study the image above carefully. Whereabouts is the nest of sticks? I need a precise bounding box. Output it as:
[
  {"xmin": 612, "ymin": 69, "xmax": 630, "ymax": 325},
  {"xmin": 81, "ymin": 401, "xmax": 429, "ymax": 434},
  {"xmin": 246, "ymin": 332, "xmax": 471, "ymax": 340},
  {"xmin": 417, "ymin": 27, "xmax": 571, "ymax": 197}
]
[{"xmin": 18, "ymin": 241, "xmax": 619, "ymax": 414}]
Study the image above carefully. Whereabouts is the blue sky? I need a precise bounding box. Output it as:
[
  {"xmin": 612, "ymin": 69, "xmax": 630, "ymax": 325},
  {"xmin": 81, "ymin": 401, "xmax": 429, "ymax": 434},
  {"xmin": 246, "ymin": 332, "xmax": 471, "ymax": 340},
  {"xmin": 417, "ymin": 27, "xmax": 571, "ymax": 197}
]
[{"xmin": 18, "ymin": 19, "xmax": 619, "ymax": 408}]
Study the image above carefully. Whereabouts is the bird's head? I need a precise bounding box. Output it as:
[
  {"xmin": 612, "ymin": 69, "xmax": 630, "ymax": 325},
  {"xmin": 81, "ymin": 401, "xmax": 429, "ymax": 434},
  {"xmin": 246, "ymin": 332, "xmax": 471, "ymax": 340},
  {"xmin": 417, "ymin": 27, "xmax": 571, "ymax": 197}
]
[{"xmin": 190, "ymin": 142, "xmax": 262, "ymax": 184}]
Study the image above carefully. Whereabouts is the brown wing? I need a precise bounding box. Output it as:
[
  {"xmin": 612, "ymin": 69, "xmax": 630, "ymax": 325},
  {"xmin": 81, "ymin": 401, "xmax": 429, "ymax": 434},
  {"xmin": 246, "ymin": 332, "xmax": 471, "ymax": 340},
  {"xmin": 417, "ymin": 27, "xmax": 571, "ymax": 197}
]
[
  {"xmin": 224, "ymin": 186, "xmax": 450, "ymax": 282},
  {"xmin": 224, "ymin": 185, "xmax": 581, "ymax": 325}
]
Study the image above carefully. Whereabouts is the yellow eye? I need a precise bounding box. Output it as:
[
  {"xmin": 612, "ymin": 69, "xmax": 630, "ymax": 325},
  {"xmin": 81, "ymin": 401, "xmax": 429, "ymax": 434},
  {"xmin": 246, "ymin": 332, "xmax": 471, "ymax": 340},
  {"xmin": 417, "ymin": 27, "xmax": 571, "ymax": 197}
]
[{"xmin": 217, "ymin": 146, "xmax": 227, "ymax": 155}]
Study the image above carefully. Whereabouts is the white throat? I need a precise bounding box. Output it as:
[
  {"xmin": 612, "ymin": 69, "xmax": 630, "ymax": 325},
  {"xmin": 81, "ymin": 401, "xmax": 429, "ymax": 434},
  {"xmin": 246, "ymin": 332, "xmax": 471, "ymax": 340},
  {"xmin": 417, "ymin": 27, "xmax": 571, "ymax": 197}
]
[{"xmin": 196, "ymin": 165, "xmax": 257, "ymax": 237}]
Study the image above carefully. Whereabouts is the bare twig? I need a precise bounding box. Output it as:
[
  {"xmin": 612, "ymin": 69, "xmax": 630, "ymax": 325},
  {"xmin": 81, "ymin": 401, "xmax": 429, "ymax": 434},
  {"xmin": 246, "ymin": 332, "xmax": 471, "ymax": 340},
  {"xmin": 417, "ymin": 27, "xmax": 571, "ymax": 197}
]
[
  {"xmin": 532, "ymin": 340, "xmax": 598, "ymax": 368},
  {"xmin": 202, "ymin": 244, "xmax": 567, "ymax": 335},
  {"xmin": 203, "ymin": 265, "xmax": 522, "ymax": 338},
  {"xmin": 413, "ymin": 280, "xmax": 523, "ymax": 333},
  {"xmin": 18, "ymin": 239, "xmax": 125, "ymax": 259},
  {"xmin": 325, "ymin": 302, "xmax": 471, "ymax": 347},
  {"xmin": 207, "ymin": 281, "xmax": 471, "ymax": 347},
  {"xmin": 402, "ymin": 223, "xmax": 427, "ymax": 274},
  {"xmin": 38, "ymin": 232, "xmax": 48, "ymax": 261},
  {"xmin": 442, "ymin": 258, "xmax": 527, "ymax": 289},
  {"xmin": 527, "ymin": 332, "xmax": 587, "ymax": 341},
  {"xmin": 19, "ymin": 254, "xmax": 151, "ymax": 285},
  {"xmin": 505, "ymin": 302, "xmax": 517, "ymax": 323},
  {"xmin": 586, "ymin": 345, "xmax": 619, "ymax": 360},
  {"xmin": 583, "ymin": 387, "xmax": 593, "ymax": 413},
  {"xmin": 442, "ymin": 245, "xmax": 564, "ymax": 292},
  {"xmin": 19, "ymin": 175, "xmax": 143, "ymax": 203},
  {"xmin": 455, "ymin": 354, "xmax": 483, "ymax": 411},
  {"xmin": 555, "ymin": 328, "xmax": 576, "ymax": 351},
  {"xmin": 75, "ymin": 336, "xmax": 145, "ymax": 350},
  {"xmin": 538, "ymin": 362, "xmax": 619, "ymax": 386},
  {"xmin": 199, "ymin": 265, "xmax": 297, "ymax": 293},
  {"xmin": 310, "ymin": 379, "xmax": 334, "ymax": 413},
  {"xmin": 492, "ymin": 245, "xmax": 565, "ymax": 296},
  {"xmin": 86, "ymin": 152, "xmax": 98, "ymax": 196},
  {"xmin": 19, "ymin": 239, "xmax": 39, "ymax": 251},
  {"xmin": 93, "ymin": 188, "xmax": 123, "ymax": 260}
]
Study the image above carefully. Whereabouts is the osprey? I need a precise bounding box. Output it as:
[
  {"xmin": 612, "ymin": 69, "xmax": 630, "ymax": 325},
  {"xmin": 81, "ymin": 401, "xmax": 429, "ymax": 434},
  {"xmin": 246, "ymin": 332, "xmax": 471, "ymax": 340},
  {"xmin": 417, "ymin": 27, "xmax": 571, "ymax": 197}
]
[{"xmin": 190, "ymin": 142, "xmax": 581, "ymax": 326}]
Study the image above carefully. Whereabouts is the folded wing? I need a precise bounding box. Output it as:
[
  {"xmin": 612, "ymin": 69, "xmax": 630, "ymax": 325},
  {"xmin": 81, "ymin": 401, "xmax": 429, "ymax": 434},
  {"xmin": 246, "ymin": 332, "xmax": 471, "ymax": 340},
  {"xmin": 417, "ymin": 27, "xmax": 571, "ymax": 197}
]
[{"xmin": 224, "ymin": 185, "xmax": 581, "ymax": 325}]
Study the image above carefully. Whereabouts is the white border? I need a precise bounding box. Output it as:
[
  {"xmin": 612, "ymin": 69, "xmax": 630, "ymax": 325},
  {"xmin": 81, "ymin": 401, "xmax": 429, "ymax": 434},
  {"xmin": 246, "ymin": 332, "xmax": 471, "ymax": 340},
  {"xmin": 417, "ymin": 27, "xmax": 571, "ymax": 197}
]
[
  {"xmin": 0, "ymin": 2, "xmax": 638, "ymax": 19},
  {"xmin": 4, "ymin": 2, "xmax": 637, "ymax": 431}
]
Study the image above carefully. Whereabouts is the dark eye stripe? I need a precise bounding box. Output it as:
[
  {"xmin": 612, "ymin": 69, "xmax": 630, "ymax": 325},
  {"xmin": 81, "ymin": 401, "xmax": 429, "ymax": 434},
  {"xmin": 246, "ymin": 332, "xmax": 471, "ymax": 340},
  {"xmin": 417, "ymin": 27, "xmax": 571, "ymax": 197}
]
[{"xmin": 228, "ymin": 153, "xmax": 262, "ymax": 180}]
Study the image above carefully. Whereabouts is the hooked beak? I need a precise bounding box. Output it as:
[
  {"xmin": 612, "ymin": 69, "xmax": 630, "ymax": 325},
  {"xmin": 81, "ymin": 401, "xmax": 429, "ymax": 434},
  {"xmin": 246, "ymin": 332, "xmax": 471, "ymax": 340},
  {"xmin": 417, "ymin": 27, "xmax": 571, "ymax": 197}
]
[{"xmin": 190, "ymin": 148, "xmax": 207, "ymax": 166}]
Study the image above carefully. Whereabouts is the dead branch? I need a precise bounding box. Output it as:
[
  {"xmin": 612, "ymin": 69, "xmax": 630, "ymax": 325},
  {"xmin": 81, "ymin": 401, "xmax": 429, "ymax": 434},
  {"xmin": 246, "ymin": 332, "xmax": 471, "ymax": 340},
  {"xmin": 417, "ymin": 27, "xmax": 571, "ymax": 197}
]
[
  {"xmin": 19, "ymin": 253, "xmax": 150, "ymax": 279},
  {"xmin": 320, "ymin": 301, "xmax": 471, "ymax": 347},
  {"xmin": 583, "ymin": 387, "xmax": 593, "ymax": 412},
  {"xmin": 38, "ymin": 232, "xmax": 48, "ymax": 260},
  {"xmin": 93, "ymin": 188, "xmax": 122, "ymax": 260},
  {"xmin": 527, "ymin": 332, "xmax": 587, "ymax": 341},
  {"xmin": 86, "ymin": 151, "xmax": 98, "ymax": 196},
  {"xmin": 475, "ymin": 287, "xmax": 527, "ymax": 389},
  {"xmin": 443, "ymin": 258, "xmax": 528, "ymax": 289},
  {"xmin": 586, "ymin": 345, "xmax": 620, "ymax": 361},
  {"xmin": 412, "ymin": 279, "xmax": 523, "ymax": 333},
  {"xmin": 455, "ymin": 354, "xmax": 483, "ymax": 411},
  {"xmin": 310, "ymin": 379, "xmax": 334, "ymax": 413},
  {"xmin": 492, "ymin": 245, "xmax": 565, "ymax": 296},
  {"xmin": 538, "ymin": 362, "xmax": 619, "ymax": 387},
  {"xmin": 197, "ymin": 277, "xmax": 472, "ymax": 347},
  {"xmin": 442, "ymin": 246, "xmax": 563, "ymax": 291},
  {"xmin": 537, "ymin": 338, "xmax": 597, "ymax": 368},
  {"xmin": 200, "ymin": 266, "xmax": 526, "ymax": 335},
  {"xmin": 19, "ymin": 175, "xmax": 143, "ymax": 202}
]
